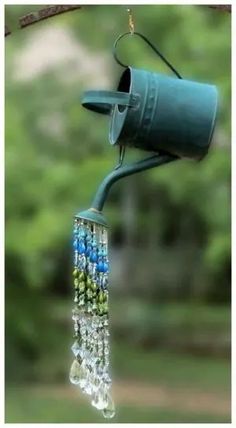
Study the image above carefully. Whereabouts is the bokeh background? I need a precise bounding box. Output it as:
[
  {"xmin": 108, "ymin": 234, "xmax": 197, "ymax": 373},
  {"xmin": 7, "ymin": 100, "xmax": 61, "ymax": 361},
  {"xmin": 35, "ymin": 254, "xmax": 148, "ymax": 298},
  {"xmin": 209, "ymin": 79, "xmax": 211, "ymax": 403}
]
[{"xmin": 5, "ymin": 4, "xmax": 231, "ymax": 423}]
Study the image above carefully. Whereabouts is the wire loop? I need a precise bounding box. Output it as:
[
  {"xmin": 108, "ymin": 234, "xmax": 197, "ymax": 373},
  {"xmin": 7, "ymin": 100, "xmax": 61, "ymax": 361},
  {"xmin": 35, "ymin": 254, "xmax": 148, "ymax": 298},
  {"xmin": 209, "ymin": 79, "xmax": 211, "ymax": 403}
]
[{"xmin": 113, "ymin": 31, "xmax": 182, "ymax": 79}]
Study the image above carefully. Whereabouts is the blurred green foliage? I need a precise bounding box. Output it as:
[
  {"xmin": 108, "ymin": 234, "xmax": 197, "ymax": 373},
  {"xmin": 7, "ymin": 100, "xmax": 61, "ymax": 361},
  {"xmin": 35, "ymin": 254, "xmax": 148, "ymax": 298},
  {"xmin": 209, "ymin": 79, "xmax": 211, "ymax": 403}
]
[{"xmin": 5, "ymin": 4, "xmax": 231, "ymax": 423}]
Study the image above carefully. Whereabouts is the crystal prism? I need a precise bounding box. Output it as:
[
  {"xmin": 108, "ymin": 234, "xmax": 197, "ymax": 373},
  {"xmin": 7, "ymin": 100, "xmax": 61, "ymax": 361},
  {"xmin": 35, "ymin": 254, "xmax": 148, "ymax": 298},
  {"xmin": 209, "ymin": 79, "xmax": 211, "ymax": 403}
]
[{"xmin": 69, "ymin": 359, "xmax": 82, "ymax": 385}]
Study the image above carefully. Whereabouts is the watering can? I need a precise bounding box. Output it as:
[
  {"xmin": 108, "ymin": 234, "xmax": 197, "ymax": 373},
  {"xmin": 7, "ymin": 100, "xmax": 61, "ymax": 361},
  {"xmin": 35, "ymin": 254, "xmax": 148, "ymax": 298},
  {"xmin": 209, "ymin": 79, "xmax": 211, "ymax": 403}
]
[{"xmin": 78, "ymin": 32, "xmax": 218, "ymax": 225}]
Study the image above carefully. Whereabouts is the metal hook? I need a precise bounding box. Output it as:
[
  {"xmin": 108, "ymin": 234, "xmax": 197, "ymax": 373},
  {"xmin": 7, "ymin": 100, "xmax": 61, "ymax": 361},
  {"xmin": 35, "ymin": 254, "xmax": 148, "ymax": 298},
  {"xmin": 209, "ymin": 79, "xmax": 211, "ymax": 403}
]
[{"xmin": 127, "ymin": 8, "xmax": 135, "ymax": 35}]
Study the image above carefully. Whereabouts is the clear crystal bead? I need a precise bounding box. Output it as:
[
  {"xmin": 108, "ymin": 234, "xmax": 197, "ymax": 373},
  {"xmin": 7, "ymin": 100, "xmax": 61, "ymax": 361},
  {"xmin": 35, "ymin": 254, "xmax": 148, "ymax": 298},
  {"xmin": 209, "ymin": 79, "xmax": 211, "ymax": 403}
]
[
  {"xmin": 101, "ymin": 315, "xmax": 109, "ymax": 326},
  {"xmin": 98, "ymin": 351, "xmax": 103, "ymax": 360},
  {"xmin": 104, "ymin": 356, "xmax": 109, "ymax": 368},
  {"xmin": 93, "ymin": 331, "xmax": 98, "ymax": 340},
  {"xmin": 72, "ymin": 313, "xmax": 80, "ymax": 321},
  {"xmin": 83, "ymin": 377, "xmax": 93, "ymax": 395},
  {"xmin": 87, "ymin": 302, "xmax": 92, "ymax": 313},
  {"xmin": 74, "ymin": 324, "xmax": 79, "ymax": 334},
  {"xmin": 98, "ymin": 319, "xmax": 103, "ymax": 328},
  {"xmin": 92, "ymin": 316, "xmax": 99, "ymax": 329},
  {"xmin": 71, "ymin": 340, "xmax": 81, "ymax": 357},
  {"xmin": 92, "ymin": 302, "xmax": 97, "ymax": 311},
  {"xmin": 91, "ymin": 385, "xmax": 108, "ymax": 410},
  {"xmin": 102, "ymin": 392, "xmax": 115, "ymax": 418},
  {"xmin": 79, "ymin": 256, "xmax": 86, "ymax": 270},
  {"xmin": 92, "ymin": 376, "xmax": 101, "ymax": 393},
  {"xmin": 102, "ymin": 372, "xmax": 112, "ymax": 388},
  {"xmin": 69, "ymin": 359, "xmax": 82, "ymax": 385},
  {"xmin": 79, "ymin": 360, "xmax": 89, "ymax": 390},
  {"xmin": 80, "ymin": 326, "xmax": 86, "ymax": 336},
  {"xmin": 72, "ymin": 306, "xmax": 80, "ymax": 315}
]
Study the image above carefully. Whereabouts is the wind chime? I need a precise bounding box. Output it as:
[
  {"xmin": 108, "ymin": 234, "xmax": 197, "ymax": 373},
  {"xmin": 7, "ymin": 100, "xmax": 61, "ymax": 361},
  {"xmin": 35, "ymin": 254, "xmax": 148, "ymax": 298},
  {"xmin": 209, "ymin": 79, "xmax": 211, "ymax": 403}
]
[{"xmin": 69, "ymin": 9, "xmax": 218, "ymax": 418}]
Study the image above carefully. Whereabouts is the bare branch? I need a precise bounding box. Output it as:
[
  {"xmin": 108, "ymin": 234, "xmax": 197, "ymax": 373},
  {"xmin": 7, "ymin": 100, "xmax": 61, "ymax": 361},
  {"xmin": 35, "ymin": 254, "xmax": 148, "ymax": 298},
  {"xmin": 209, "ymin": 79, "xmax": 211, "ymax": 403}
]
[
  {"xmin": 208, "ymin": 5, "xmax": 231, "ymax": 13},
  {"xmin": 5, "ymin": 4, "xmax": 231, "ymax": 38},
  {"xmin": 5, "ymin": 5, "xmax": 82, "ymax": 37}
]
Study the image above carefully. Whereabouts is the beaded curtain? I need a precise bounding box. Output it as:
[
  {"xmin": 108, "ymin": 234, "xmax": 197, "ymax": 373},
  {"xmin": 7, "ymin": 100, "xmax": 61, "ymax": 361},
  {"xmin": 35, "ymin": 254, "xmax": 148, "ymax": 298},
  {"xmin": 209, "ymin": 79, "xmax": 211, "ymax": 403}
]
[{"xmin": 69, "ymin": 218, "xmax": 115, "ymax": 418}]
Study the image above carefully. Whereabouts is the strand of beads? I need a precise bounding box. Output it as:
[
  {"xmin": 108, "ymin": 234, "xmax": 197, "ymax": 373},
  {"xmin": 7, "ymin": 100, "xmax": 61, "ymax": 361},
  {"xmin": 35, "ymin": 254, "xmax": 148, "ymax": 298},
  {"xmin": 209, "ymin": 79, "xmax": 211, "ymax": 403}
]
[{"xmin": 69, "ymin": 217, "xmax": 115, "ymax": 419}]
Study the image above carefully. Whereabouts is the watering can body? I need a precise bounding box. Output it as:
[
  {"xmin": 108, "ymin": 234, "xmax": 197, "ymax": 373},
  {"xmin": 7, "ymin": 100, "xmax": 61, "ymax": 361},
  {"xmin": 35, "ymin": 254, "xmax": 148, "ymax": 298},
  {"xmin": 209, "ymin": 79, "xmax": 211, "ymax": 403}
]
[{"xmin": 82, "ymin": 67, "xmax": 218, "ymax": 160}]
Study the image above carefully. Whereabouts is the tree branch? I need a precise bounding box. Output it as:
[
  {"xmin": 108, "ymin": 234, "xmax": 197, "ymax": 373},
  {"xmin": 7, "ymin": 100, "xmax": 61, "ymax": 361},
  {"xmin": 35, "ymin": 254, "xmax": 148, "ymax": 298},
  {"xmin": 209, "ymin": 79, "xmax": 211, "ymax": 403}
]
[{"xmin": 208, "ymin": 5, "xmax": 231, "ymax": 13}]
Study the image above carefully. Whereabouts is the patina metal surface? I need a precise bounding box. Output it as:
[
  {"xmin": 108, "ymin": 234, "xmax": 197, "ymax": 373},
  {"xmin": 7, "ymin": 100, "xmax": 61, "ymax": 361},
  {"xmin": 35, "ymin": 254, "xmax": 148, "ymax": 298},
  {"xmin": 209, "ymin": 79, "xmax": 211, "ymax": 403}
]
[{"xmin": 82, "ymin": 66, "xmax": 218, "ymax": 160}]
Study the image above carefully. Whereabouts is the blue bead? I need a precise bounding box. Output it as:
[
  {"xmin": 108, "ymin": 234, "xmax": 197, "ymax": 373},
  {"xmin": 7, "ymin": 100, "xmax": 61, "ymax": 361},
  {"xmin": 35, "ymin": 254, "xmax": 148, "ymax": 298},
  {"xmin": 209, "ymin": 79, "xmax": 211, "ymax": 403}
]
[
  {"xmin": 97, "ymin": 261, "xmax": 104, "ymax": 272},
  {"xmin": 102, "ymin": 249, "xmax": 107, "ymax": 257},
  {"xmin": 86, "ymin": 245, "xmax": 92, "ymax": 257},
  {"xmin": 98, "ymin": 249, "xmax": 103, "ymax": 257},
  {"xmin": 92, "ymin": 240, "xmax": 97, "ymax": 248},
  {"xmin": 78, "ymin": 230, "xmax": 86, "ymax": 238},
  {"xmin": 90, "ymin": 251, "xmax": 97, "ymax": 263},
  {"xmin": 103, "ymin": 263, "xmax": 109, "ymax": 273},
  {"xmin": 73, "ymin": 240, "xmax": 77, "ymax": 249},
  {"xmin": 78, "ymin": 243, "xmax": 86, "ymax": 254}
]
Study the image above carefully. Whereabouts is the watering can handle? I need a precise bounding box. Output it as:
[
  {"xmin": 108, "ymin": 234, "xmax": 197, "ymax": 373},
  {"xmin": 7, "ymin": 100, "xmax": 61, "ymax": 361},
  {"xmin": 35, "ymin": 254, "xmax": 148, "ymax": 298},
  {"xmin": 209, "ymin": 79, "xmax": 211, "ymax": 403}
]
[{"xmin": 81, "ymin": 90, "xmax": 138, "ymax": 115}]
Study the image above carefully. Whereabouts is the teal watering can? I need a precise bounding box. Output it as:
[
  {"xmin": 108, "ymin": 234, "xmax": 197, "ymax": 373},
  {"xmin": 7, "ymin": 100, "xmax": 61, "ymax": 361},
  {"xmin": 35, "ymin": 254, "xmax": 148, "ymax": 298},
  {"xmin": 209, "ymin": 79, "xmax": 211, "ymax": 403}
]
[
  {"xmin": 82, "ymin": 68, "xmax": 217, "ymax": 161},
  {"xmin": 78, "ymin": 32, "xmax": 218, "ymax": 225}
]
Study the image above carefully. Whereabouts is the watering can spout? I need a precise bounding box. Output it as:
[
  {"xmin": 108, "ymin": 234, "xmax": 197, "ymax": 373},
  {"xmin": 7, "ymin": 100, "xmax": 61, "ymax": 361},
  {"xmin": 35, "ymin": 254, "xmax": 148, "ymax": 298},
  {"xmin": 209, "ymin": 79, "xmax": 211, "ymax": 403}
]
[
  {"xmin": 91, "ymin": 153, "xmax": 178, "ymax": 213},
  {"xmin": 76, "ymin": 153, "xmax": 177, "ymax": 227}
]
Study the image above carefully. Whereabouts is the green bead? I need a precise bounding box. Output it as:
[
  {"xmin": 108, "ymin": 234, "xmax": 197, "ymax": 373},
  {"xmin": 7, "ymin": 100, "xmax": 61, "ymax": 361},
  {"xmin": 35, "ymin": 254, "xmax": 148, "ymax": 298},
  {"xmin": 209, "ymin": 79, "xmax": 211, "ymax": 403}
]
[
  {"xmin": 98, "ymin": 304, "xmax": 103, "ymax": 315},
  {"xmin": 79, "ymin": 272, "xmax": 85, "ymax": 281},
  {"xmin": 86, "ymin": 289, "xmax": 93, "ymax": 300},
  {"xmin": 98, "ymin": 291, "xmax": 104, "ymax": 304},
  {"xmin": 103, "ymin": 302, "xmax": 109, "ymax": 314},
  {"xmin": 79, "ymin": 281, "xmax": 85, "ymax": 293},
  {"xmin": 73, "ymin": 269, "xmax": 79, "ymax": 278},
  {"xmin": 92, "ymin": 299, "xmax": 97, "ymax": 311},
  {"xmin": 98, "ymin": 301, "xmax": 103, "ymax": 309},
  {"xmin": 103, "ymin": 292, "xmax": 108, "ymax": 302},
  {"xmin": 74, "ymin": 278, "xmax": 79, "ymax": 288},
  {"xmin": 87, "ymin": 277, "xmax": 92, "ymax": 288},
  {"xmin": 91, "ymin": 282, "xmax": 97, "ymax": 292}
]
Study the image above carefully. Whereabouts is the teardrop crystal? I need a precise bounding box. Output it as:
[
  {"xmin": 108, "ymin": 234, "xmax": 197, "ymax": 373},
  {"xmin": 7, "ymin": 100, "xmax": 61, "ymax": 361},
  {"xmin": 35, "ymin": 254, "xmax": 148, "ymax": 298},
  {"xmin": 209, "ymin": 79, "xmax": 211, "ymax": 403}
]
[
  {"xmin": 79, "ymin": 360, "xmax": 89, "ymax": 390},
  {"xmin": 69, "ymin": 359, "xmax": 82, "ymax": 385},
  {"xmin": 102, "ymin": 392, "xmax": 115, "ymax": 418},
  {"xmin": 83, "ymin": 371, "xmax": 94, "ymax": 395},
  {"xmin": 91, "ymin": 385, "xmax": 108, "ymax": 410}
]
